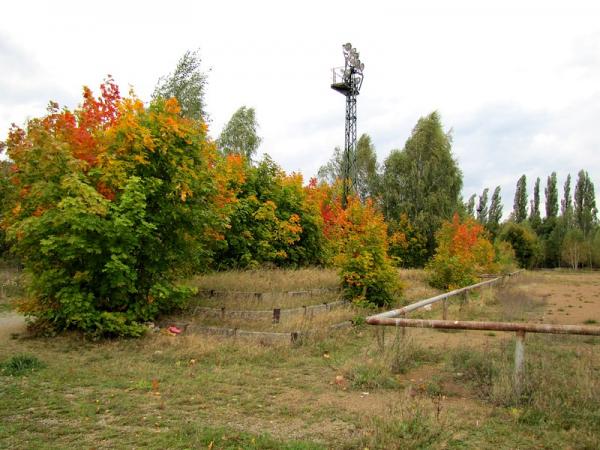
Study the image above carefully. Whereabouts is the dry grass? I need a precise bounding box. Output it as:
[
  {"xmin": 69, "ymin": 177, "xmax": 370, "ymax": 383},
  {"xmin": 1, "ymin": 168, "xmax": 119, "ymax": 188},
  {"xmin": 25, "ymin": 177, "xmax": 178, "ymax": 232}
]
[
  {"xmin": 189, "ymin": 290, "xmax": 342, "ymax": 310},
  {"xmin": 187, "ymin": 268, "xmax": 339, "ymax": 293},
  {"xmin": 178, "ymin": 306, "xmax": 358, "ymax": 333},
  {"xmin": 2, "ymin": 267, "xmax": 600, "ymax": 448}
]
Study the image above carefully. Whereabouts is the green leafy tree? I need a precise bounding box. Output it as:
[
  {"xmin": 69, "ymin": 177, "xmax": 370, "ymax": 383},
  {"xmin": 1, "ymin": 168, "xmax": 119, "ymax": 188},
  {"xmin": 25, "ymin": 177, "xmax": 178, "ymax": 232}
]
[
  {"xmin": 592, "ymin": 228, "xmax": 600, "ymax": 267},
  {"xmin": 545, "ymin": 216, "xmax": 568, "ymax": 268},
  {"xmin": 317, "ymin": 134, "xmax": 380, "ymax": 202},
  {"xmin": 382, "ymin": 111, "xmax": 463, "ymax": 257},
  {"xmin": 486, "ymin": 186, "xmax": 503, "ymax": 238},
  {"xmin": 499, "ymin": 222, "xmax": 540, "ymax": 269},
  {"xmin": 4, "ymin": 84, "xmax": 225, "ymax": 337},
  {"xmin": 540, "ymin": 172, "xmax": 560, "ymax": 266},
  {"xmin": 217, "ymin": 156, "xmax": 323, "ymax": 269},
  {"xmin": 513, "ymin": 175, "xmax": 528, "ymax": 223},
  {"xmin": 529, "ymin": 177, "xmax": 542, "ymax": 232},
  {"xmin": 388, "ymin": 213, "xmax": 428, "ymax": 268},
  {"xmin": 217, "ymin": 106, "xmax": 262, "ymax": 161},
  {"xmin": 153, "ymin": 50, "xmax": 208, "ymax": 121},
  {"xmin": 476, "ymin": 188, "xmax": 489, "ymax": 224},
  {"xmin": 466, "ymin": 194, "xmax": 476, "ymax": 218},
  {"xmin": 561, "ymin": 174, "xmax": 573, "ymax": 221},
  {"xmin": 354, "ymin": 134, "xmax": 380, "ymax": 202},
  {"xmin": 561, "ymin": 228, "xmax": 585, "ymax": 269},
  {"xmin": 426, "ymin": 214, "xmax": 498, "ymax": 290},
  {"xmin": 574, "ymin": 169, "xmax": 597, "ymax": 238},
  {"xmin": 545, "ymin": 172, "xmax": 559, "ymax": 220}
]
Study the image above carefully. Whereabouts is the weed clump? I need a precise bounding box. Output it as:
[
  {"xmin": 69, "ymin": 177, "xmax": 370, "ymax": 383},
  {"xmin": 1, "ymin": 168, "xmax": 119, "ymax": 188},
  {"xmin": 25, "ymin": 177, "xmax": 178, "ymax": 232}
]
[{"xmin": 1, "ymin": 354, "xmax": 45, "ymax": 376}]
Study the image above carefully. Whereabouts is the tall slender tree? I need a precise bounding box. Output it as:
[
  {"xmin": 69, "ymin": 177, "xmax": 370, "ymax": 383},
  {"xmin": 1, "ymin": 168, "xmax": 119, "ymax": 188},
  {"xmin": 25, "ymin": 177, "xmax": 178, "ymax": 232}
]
[
  {"xmin": 561, "ymin": 174, "xmax": 573, "ymax": 220},
  {"xmin": 529, "ymin": 177, "xmax": 542, "ymax": 231},
  {"xmin": 513, "ymin": 175, "xmax": 528, "ymax": 223},
  {"xmin": 544, "ymin": 172, "xmax": 559, "ymax": 220},
  {"xmin": 574, "ymin": 170, "xmax": 597, "ymax": 238},
  {"xmin": 487, "ymin": 186, "xmax": 503, "ymax": 238},
  {"xmin": 466, "ymin": 194, "xmax": 476, "ymax": 218},
  {"xmin": 476, "ymin": 188, "xmax": 489, "ymax": 223}
]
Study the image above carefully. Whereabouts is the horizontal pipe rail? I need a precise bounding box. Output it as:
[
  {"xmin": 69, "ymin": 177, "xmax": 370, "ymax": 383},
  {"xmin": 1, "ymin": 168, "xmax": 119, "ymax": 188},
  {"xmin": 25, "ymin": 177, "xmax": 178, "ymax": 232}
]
[
  {"xmin": 365, "ymin": 317, "xmax": 600, "ymax": 336},
  {"xmin": 368, "ymin": 271, "xmax": 521, "ymax": 320}
]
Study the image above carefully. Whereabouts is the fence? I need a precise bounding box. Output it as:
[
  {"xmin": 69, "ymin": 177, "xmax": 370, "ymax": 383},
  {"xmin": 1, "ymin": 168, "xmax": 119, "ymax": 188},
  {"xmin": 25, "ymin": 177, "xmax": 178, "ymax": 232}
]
[
  {"xmin": 365, "ymin": 271, "xmax": 600, "ymax": 394},
  {"xmin": 190, "ymin": 300, "xmax": 348, "ymax": 323}
]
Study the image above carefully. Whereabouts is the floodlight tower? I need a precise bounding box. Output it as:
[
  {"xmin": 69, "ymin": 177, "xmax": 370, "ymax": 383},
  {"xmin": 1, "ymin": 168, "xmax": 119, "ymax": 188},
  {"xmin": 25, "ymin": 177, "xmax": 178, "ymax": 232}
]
[{"xmin": 331, "ymin": 42, "xmax": 364, "ymax": 208}]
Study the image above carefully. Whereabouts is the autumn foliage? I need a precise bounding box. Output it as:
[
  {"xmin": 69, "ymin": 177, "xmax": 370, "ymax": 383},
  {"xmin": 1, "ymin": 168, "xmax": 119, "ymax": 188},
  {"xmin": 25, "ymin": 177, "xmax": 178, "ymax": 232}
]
[
  {"xmin": 3, "ymin": 80, "xmax": 228, "ymax": 336},
  {"xmin": 426, "ymin": 214, "xmax": 497, "ymax": 290},
  {"xmin": 307, "ymin": 181, "xmax": 400, "ymax": 306}
]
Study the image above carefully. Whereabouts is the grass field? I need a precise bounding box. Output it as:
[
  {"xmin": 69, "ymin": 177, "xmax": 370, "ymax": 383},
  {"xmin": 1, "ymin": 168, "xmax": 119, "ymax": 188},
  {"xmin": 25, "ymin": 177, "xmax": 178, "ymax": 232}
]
[{"xmin": 1, "ymin": 267, "xmax": 599, "ymax": 449}]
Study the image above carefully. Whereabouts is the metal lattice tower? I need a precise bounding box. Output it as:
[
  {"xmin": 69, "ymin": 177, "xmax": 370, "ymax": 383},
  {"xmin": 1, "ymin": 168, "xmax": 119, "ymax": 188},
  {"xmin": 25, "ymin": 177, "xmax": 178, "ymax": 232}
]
[{"xmin": 331, "ymin": 43, "xmax": 364, "ymax": 208}]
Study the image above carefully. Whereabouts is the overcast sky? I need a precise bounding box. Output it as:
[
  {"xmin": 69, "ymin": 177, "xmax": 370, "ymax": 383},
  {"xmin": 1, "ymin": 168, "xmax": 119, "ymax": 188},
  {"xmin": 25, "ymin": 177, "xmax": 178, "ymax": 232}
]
[{"xmin": 1, "ymin": 0, "xmax": 599, "ymax": 217}]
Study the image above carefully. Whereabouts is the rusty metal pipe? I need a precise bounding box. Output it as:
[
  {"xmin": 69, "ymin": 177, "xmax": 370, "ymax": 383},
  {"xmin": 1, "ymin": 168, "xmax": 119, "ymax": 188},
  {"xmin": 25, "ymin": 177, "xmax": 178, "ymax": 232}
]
[
  {"xmin": 368, "ymin": 271, "xmax": 522, "ymax": 320},
  {"xmin": 365, "ymin": 317, "xmax": 600, "ymax": 336}
]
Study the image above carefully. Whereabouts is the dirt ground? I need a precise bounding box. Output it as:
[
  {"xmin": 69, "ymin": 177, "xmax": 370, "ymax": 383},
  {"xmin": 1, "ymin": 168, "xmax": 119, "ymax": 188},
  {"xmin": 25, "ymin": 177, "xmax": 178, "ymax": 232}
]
[{"xmin": 521, "ymin": 271, "xmax": 600, "ymax": 325}]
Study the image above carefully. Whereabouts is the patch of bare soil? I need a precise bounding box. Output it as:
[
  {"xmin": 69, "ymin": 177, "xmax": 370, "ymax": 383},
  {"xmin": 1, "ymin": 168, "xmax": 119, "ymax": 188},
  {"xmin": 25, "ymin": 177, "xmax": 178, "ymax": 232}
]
[
  {"xmin": 520, "ymin": 271, "xmax": 600, "ymax": 325},
  {"xmin": 0, "ymin": 312, "xmax": 26, "ymax": 340}
]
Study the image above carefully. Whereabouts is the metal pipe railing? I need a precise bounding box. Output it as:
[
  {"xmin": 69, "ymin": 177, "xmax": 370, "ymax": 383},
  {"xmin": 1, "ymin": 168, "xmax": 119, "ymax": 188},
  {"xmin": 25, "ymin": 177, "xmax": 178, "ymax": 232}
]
[
  {"xmin": 365, "ymin": 316, "xmax": 600, "ymax": 395},
  {"xmin": 367, "ymin": 271, "xmax": 522, "ymax": 321},
  {"xmin": 365, "ymin": 317, "xmax": 600, "ymax": 336}
]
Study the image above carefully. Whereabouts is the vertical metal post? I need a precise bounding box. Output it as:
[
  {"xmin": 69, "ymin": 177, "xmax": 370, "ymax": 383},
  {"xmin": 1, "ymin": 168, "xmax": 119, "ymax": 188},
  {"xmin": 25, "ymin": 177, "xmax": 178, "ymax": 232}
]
[
  {"xmin": 273, "ymin": 308, "xmax": 281, "ymax": 324},
  {"xmin": 341, "ymin": 91, "xmax": 357, "ymax": 208},
  {"xmin": 400, "ymin": 312, "xmax": 407, "ymax": 337},
  {"xmin": 514, "ymin": 330, "xmax": 526, "ymax": 397}
]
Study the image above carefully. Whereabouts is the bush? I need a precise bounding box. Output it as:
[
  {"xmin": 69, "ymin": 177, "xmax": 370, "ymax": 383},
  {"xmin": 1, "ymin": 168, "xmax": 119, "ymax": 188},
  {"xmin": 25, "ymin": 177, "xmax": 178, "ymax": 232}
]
[
  {"xmin": 306, "ymin": 181, "xmax": 401, "ymax": 307},
  {"xmin": 499, "ymin": 222, "xmax": 541, "ymax": 269},
  {"xmin": 217, "ymin": 157, "xmax": 325, "ymax": 269},
  {"xmin": 4, "ymin": 81, "xmax": 226, "ymax": 337},
  {"xmin": 332, "ymin": 197, "xmax": 401, "ymax": 307},
  {"xmin": 427, "ymin": 214, "xmax": 499, "ymax": 290},
  {"xmin": 388, "ymin": 213, "xmax": 429, "ymax": 268}
]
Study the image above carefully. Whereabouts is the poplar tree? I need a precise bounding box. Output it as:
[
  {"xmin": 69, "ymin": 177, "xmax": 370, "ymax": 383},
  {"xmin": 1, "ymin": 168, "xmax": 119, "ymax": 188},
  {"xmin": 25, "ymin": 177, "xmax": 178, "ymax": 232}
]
[
  {"xmin": 513, "ymin": 175, "xmax": 528, "ymax": 223},
  {"xmin": 545, "ymin": 172, "xmax": 558, "ymax": 220},
  {"xmin": 466, "ymin": 194, "xmax": 476, "ymax": 218},
  {"xmin": 476, "ymin": 188, "xmax": 489, "ymax": 223},
  {"xmin": 574, "ymin": 170, "xmax": 597, "ymax": 238},
  {"xmin": 529, "ymin": 177, "xmax": 542, "ymax": 231},
  {"xmin": 487, "ymin": 186, "xmax": 503, "ymax": 238},
  {"xmin": 561, "ymin": 174, "xmax": 573, "ymax": 220}
]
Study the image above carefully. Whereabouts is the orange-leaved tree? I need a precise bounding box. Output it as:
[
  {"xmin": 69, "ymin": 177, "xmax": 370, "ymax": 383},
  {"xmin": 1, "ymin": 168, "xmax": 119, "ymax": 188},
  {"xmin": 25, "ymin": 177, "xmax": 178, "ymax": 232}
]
[
  {"xmin": 426, "ymin": 213, "xmax": 497, "ymax": 290},
  {"xmin": 307, "ymin": 180, "xmax": 400, "ymax": 306},
  {"xmin": 3, "ymin": 79, "xmax": 231, "ymax": 336}
]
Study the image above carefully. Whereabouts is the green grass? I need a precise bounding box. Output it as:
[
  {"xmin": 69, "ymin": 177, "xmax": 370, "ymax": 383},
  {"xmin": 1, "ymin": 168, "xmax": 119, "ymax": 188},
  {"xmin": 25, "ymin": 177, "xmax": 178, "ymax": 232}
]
[
  {"xmin": 1, "ymin": 354, "xmax": 45, "ymax": 376},
  {"xmin": 1, "ymin": 267, "xmax": 599, "ymax": 448}
]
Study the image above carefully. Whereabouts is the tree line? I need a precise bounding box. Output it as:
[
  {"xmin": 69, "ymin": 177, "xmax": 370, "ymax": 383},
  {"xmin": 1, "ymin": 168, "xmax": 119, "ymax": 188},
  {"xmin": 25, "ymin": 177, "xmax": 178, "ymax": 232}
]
[{"xmin": 0, "ymin": 50, "xmax": 596, "ymax": 337}]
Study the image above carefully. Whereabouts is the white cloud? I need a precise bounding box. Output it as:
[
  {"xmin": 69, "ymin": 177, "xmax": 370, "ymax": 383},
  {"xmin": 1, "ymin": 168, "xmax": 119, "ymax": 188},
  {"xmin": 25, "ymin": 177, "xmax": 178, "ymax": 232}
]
[{"xmin": 1, "ymin": 0, "xmax": 599, "ymax": 212}]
